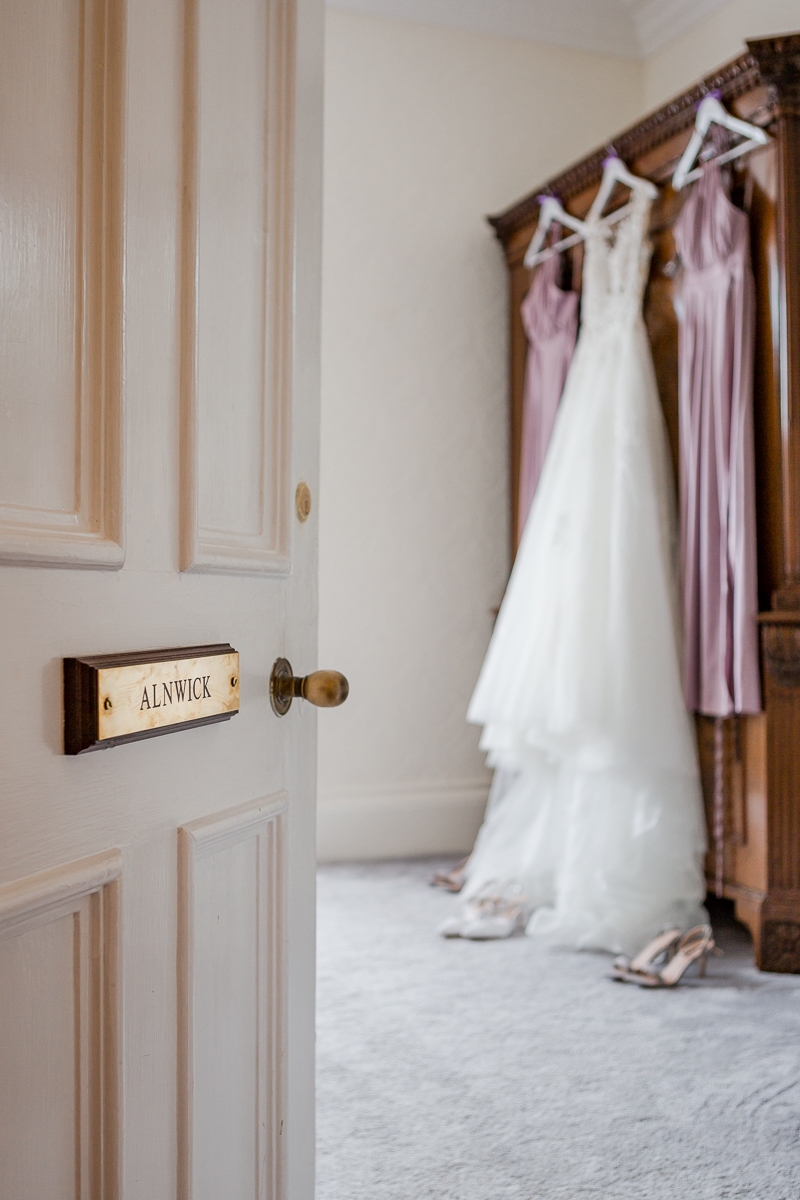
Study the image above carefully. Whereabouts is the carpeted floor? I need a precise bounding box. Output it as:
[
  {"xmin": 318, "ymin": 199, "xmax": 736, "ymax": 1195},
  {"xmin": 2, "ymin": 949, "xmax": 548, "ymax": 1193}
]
[{"xmin": 317, "ymin": 858, "xmax": 800, "ymax": 1200}]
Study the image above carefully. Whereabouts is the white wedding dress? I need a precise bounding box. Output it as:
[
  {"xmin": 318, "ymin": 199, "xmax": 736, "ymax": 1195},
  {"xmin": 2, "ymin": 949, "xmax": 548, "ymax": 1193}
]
[{"xmin": 464, "ymin": 186, "xmax": 707, "ymax": 955}]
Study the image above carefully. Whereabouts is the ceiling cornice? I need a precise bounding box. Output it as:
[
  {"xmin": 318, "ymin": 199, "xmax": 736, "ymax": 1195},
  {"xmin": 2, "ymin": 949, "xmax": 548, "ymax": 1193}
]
[
  {"xmin": 326, "ymin": 0, "xmax": 731, "ymax": 60},
  {"xmin": 631, "ymin": 0, "xmax": 732, "ymax": 57}
]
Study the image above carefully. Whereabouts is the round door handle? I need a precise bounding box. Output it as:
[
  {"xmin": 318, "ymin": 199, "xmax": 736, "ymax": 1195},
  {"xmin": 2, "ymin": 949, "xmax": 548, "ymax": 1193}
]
[{"xmin": 270, "ymin": 657, "xmax": 349, "ymax": 716}]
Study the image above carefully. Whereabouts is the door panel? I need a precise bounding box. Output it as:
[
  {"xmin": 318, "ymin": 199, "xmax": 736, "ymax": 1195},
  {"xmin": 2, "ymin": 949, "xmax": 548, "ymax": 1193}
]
[
  {"xmin": 179, "ymin": 797, "xmax": 285, "ymax": 1200},
  {"xmin": 0, "ymin": 0, "xmax": 123, "ymax": 567},
  {"xmin": 0, "ymin": 0, "xmax": 322, "ymax": 1193},
  {"xmin": 0, "ymin": 851, "xmax": 121, "ymax": 1200},
  {"xmin": 181, "ymin": 0, "xmax": 293, "ymax": 575},
  {"xmin": 1, "ymin": 917, "xmax": 79, "ymax": 1198}
]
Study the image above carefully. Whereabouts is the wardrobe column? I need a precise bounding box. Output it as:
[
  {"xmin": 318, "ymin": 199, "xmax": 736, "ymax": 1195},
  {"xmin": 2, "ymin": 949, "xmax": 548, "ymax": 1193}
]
[
  {"xmin": 748, "ymin": 35, "xmax": 800, "ymax": 601},
  {"xmin": 748, "ymin": 34, "xmax": 800, "ymax": 972}
]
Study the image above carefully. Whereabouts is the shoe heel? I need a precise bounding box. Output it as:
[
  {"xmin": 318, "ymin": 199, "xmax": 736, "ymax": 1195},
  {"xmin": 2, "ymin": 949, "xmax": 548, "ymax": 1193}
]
[{"xmin": 698, "ymin": 952, "xmax": 707, "ymax": 978}]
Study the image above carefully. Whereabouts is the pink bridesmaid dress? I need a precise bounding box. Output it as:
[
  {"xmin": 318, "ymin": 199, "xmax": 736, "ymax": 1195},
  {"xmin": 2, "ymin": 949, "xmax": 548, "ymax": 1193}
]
[
  {"xmin": 674, "ymin": 161, "xmax": 761, "ymax": 718},
  {"xmin": 517, "ymin": 255, "xmax": 578, "ymax": 542}
]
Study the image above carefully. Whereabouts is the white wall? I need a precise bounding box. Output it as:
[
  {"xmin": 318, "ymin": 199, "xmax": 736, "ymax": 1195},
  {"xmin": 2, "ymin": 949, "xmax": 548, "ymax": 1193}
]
[
  {"xmin": 644, "ymin": 0, "xmax": 799, "ymax": 108},
  {"xmin": 317, "ymin": 9, "xmax": 643, "ymax": 860}
]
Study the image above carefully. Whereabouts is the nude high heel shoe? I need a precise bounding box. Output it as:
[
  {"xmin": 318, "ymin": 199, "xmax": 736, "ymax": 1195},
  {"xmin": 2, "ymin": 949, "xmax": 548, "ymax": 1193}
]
[
  {"xmin": 430, "ymin": 856, "xmax": 469, "ymax": 893},
  {"xmin": 615, "ymin": 925, "xmax": 715, "ymax": 988},
  {"xmin": 610, "ymin": 927, "xmax": 682, "ymax": 981}
]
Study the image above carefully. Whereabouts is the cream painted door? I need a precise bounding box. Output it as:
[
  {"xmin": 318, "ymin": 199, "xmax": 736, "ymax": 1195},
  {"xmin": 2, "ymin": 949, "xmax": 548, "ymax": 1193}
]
[{"xmin": 0, "ymin": 0, "xmax": 322, "ymax": 1196}]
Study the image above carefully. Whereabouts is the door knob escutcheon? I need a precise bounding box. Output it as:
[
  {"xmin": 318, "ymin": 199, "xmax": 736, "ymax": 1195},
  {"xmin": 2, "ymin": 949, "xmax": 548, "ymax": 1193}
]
[{"xmin": 270, "ymin": 657, "xmax": 349, "ymax": 717}]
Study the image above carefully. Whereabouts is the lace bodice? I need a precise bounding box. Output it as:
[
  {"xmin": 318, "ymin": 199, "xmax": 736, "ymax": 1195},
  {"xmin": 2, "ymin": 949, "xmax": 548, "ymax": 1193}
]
[{"xmin": 581, "ymin": 186, "xmax": 653, "ymax": 334}]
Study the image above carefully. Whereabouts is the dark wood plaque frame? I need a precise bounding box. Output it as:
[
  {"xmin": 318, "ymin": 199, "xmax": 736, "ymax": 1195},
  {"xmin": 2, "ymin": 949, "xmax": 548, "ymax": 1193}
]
[
  {"xmin": 64, "ymin": 643, "xmax": 239, "ymax": 755},
  {"xmin": 488, "ymin": 33, "xmax": 800, "ymax": 971}
]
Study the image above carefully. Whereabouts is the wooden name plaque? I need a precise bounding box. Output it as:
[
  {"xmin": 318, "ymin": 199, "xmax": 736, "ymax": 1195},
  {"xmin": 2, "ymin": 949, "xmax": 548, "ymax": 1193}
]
[{"xmin": 64, "ymin": 644, "xmax": 239, "ymax": 754}]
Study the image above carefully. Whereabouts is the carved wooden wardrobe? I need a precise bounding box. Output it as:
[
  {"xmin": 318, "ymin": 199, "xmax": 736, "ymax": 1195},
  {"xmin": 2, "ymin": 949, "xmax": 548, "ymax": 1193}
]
[{"xmin": 488, "ymin": 34, "xmax": 800, "ymax": 972}]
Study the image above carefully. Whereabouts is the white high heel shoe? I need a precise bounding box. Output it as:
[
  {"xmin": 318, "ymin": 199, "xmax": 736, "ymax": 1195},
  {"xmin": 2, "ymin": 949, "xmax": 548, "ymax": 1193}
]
[
  {"xmin": 437, "ymin": 880, "xmax": 500, "ymax": 938},
  {"xmin": 459, "ymin": 882, "xmax": 528, "ymax": 940}
]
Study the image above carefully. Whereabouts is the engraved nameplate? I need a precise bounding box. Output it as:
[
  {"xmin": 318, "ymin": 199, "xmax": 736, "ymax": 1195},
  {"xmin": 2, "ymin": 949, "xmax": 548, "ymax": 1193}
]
[{"xmin": 64, "ymin": 644, "xmax": 239, "ymax": 754}]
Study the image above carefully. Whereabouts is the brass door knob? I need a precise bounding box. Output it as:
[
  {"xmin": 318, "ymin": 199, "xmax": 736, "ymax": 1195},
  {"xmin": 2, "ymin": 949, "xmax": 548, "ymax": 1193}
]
[{"xmin": 270, "ymin": 657, "xmax": 349, "ymax": 717}]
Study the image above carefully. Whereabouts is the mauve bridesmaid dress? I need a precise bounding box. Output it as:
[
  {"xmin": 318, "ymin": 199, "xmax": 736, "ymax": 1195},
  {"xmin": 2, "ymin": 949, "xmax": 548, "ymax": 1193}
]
[
  {"xmin": 674, "ymin": 161, "xmax": 761, "ymax": 717},
  {"xmin": 517, "ymin": 254, "xmax": 578, "ymax": 542}
]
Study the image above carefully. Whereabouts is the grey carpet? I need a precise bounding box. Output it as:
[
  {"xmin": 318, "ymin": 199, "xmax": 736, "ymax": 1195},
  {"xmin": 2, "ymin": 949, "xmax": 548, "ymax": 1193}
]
[{"xmin": 317, "ymin": 858, "xmax": 800, "ymax": 1200}]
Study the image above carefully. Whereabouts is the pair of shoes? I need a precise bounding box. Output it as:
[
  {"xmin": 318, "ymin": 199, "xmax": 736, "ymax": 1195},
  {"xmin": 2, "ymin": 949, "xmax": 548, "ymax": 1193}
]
[
  {"xmin": 438, "ymin": 881, "xmax": 528, "ymax": 940},
  {"xmin": 612, "ymin": 925, "xmax": 716, "ymax": 987},
  {"xmin": 430, "ymin": 856, "xmax": 469, "ymax": 893}
]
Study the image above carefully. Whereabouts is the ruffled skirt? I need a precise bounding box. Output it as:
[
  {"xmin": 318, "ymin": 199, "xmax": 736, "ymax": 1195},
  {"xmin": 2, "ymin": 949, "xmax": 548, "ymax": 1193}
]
[{"xmin": 465, "ymin": 315, "xmax": 707, "ymax": 954}]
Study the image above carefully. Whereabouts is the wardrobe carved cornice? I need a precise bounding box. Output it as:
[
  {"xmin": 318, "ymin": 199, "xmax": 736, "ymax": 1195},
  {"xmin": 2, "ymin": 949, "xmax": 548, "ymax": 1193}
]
[{"xmin": 749, "ymin": 33, "xmax": 800, "ymax": 117}]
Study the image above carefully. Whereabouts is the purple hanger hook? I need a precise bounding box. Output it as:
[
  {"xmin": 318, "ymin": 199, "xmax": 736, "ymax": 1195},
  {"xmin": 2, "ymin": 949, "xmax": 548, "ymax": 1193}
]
[{"xmin": 694, "ymin": 87, "xmax": 721, "ymax": 111}]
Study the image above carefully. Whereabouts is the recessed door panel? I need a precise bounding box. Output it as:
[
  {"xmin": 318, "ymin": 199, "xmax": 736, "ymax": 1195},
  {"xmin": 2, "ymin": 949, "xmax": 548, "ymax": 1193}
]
[
  {"xmin": 0, "ymin": 852, "xmax": 121, "ymax": 1200},
  {"xmin": 0, "ymin": 916, "xmax": 78, "ymax": 1198},
  {"xmin": 181, "ymin": 0, "xmax": 293, "ymax": 574},
  {"xmin": 0, "ymin": 0, "xmax": 123, "ymax": 567},
  {"xmin": 179, "ymin": 797, "xmax": 286, "ymax": 1200}
]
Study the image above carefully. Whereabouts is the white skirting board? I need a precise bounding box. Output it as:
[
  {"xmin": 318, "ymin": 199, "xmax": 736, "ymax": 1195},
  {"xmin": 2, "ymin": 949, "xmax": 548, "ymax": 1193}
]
[{"xmin": 317, "ymin": 779, "xmax": 490, "ymax": 862}]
